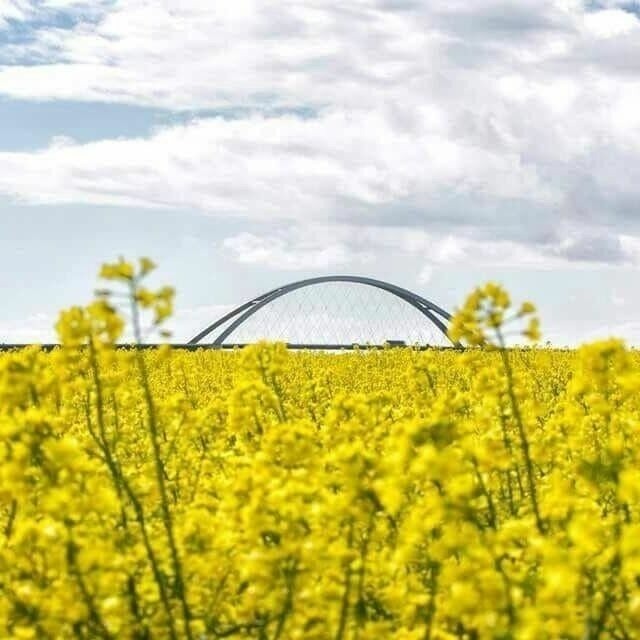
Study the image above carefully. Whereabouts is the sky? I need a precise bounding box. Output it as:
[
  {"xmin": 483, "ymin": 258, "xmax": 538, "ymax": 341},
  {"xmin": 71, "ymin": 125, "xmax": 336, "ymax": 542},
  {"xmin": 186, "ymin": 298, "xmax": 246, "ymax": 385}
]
[{"xmin": 1, "ymin": 0, "xmax": 640, "ymax": 346}]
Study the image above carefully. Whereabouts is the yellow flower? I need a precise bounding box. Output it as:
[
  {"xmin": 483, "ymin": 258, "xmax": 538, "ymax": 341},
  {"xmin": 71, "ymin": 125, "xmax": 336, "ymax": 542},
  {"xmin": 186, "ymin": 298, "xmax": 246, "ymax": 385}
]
[
  {"xmin": 99, "ymin": 257, "xmax": 134, "ymax": 281},
  {"xmin": 139, "ymin": 257, "xmax": 157, "ymax": 276},
  {"xmin": 3, "ymin": 258, "xmax": 640, "ymax": 638}
]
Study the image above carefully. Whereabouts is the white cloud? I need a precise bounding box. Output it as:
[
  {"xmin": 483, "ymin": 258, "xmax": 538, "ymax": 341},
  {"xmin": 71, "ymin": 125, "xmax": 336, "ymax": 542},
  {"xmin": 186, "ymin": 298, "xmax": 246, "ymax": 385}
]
[
  {"xmin": 0, "ymin": 0, "xmax": 110, "ymax": 32},
  {"xmin": 0, "ymin": 0, "xmax": 639, "ymax": 268},
  {"xmin": 0, "ymin": 109, "xmax": 555, "ymax": 218},
  {"xmin": 612, "ymin": 291, "xmax": 626, "ymax": 306},
  {"xmin": 0, "ymin": 0, "xmax": 30, "ymax": 28},
  {"xmin": 552, "ymin": 230, "xmax": 637, "ymax": 264},
  {"xmin": 0, "ymin": 311, "xmax": 56, "ymax": 343},
  {"xmin": 583, "ymin": 8, "xmax": 639, "ymax": 37},
  {"xmin": 0, "ymin": 1, "xmax": 634, "ymax": 108},
  {"xmin": 222, "ymin": 231, "xmax": 373, "ymax": 270},
  {"xmin": 583, "ymin": 321, "xmax": 640, "ymax": 344},
  {"xmin": 418, "ymin": 264, "xmax": 434, "ymax": 284},
  {"xmin": 220, "ymin": 222, "xmax": 638, "ymax": 276}
]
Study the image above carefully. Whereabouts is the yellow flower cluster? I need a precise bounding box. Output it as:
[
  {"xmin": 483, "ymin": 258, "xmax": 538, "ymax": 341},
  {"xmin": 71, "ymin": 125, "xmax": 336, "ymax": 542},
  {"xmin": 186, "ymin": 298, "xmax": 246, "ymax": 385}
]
[{"xmin": 1, "ymin": 260, "xmax": 639, "ymax": 639}]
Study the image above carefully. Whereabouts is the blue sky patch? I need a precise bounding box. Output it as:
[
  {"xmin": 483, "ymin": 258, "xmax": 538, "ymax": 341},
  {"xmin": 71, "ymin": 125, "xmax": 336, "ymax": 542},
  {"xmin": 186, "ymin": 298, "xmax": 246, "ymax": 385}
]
[
  {"xmin": 0, "ymin": 99, "xmax": 167, "ymax": 150},
  {"xmin": 586, "ymin": 1, "xmax": 640, "ymax": 15},
  {"xmin": 0, "ymin": 2, "xmax": 111, "ymax": 64},
  {"xmin": 0, "ymin": 100, "xmax": 321, "ymax": 151}
]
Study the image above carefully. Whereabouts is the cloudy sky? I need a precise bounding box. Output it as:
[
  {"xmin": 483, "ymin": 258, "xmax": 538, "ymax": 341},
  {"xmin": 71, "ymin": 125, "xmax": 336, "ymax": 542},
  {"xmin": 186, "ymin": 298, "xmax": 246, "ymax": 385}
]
[{"xmin": 1, "ymin": 0, "xmax": 640, "ymax": 345}]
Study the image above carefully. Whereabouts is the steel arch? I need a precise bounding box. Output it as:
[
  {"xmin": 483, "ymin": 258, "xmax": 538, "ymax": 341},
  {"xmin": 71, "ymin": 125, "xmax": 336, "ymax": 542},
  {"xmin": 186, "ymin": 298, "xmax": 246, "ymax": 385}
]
[{"xmin": 188, "ymin": 275, "xmax": 457, "ymax": 347}]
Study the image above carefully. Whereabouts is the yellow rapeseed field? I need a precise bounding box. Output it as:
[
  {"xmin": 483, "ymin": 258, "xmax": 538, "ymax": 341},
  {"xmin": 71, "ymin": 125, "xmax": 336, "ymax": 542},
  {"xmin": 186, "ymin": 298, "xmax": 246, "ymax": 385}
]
[{"xmin": 1, "ymin": 258, "xmax": 639, "ymax": 639}]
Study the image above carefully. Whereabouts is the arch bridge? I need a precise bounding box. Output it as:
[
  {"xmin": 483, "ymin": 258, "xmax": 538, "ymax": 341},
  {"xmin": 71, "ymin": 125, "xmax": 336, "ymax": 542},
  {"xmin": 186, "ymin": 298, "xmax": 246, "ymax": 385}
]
[{"xmin": 189, "ymin": 275, "xmax": 457, "ymax": 349}]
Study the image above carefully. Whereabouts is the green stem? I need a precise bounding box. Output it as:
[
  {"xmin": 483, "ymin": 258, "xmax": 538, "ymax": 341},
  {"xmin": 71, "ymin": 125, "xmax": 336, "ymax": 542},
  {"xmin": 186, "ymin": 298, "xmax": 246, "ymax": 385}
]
[
  {"xmin": 272, "ymin": 560, "xmax": 298, "ymax": 640},
  {"xmin": 130, "ymin": 282, "xmax": 193, "ymax": 640},
  {"xmin": 498, "ymin": 334, "xmax": 545, "ymax": 534},
  {"xmin": 335, "ymin": 520, "xmax": 355, "ymax": 640},
  {"xmin": 472, "ymin": 459, "xmax": 497, "ymax": 530},
  {"xmin": 65, "ymin": 530, "xmax": 114, "ymax": 640},
  {"xmin": 4, "ymin": 499, "xmax": 17, "ymax": 539},
  {"xmin": 422, "ymin": 562, "xmax": 439, "ymax": 640},
  {"xmin": 86, "ymin": 334, "xmax": 178, "ymax": 640}
]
